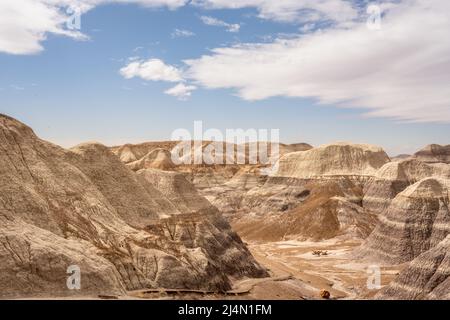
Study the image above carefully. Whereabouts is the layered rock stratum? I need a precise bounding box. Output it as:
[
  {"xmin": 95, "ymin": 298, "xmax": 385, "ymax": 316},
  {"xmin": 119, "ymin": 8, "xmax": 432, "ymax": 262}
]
[
  {"xmin": 414, "ymin": 144, "xmax": 450, "ymax": 164},
  {"xmin": 6, "ymin": 116, "xmax": 448, "ymax": 299},
  {"xmin": 0, "ymin": 114, "xmax": 266, "ymax": 298},
  {"xmin": 275, "ymin": 142, "xmax": 390, "ymax": 179},
  {"xmin": 357, "ymin": 178, "xmax": 450, "ymax": 264},
  {"xmin": 376, "ymin": 235, "xmax": 450, "ymax": 300},
  {"xmin": 363, "ymin": 159, "xmax": 450, "ymax": 214}
]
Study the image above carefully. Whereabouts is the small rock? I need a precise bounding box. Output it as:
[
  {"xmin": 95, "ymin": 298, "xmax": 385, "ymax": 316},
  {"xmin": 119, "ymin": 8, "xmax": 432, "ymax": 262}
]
[{"xmin": 320, "ymin": 289, "xmax": 331, "ymax": 299}]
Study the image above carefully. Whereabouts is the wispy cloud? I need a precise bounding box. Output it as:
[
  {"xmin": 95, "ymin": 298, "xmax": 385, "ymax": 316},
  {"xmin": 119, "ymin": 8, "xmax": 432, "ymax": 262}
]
[
  {"xmin": 165, "ymin": 83, "xmax": 197, "ymax": 100},
  {"xmin": 0, "ymin": 0, "xmax": 357, "ymax": 55},
  {"xmin": 171, "ymin": 28, "xmax": 195, "ymax": 38},
  {"xmin": 186, "ymin": 0, "xmax": 450, "ymax": 123},
  {"xmin": 200, "ymin": 16, "xmax": 240, "ymax": 33},
  {"xmin": 193, "ymin": 0, "xmax": 358, "ymax": 24}
]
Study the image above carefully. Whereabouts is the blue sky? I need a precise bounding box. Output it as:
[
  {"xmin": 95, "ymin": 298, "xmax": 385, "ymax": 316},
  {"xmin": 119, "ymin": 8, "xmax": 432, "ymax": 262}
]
[{"xmin": 0, "ymin": 0, "xmax": 449, "ymax": 155}]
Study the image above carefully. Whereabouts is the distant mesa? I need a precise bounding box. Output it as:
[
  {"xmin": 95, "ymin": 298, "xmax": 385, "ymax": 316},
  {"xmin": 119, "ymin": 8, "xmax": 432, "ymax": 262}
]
[
  {"xmin": 112, "ymin": 141, "xmax": 313, "ymax": 168},
  {"xmin": 413, "ymin": 144, "xmax": 450, "ymax": 164},
  {"xmin": 280, "ymin": 142, "xmax": 313, "ymax": 154},
  {"xmin": 275, "ymin": 142, "xmax": 390, "ymax": 179},
  {"xmin": 391, "ymin": 154, "xmax": 411, "ymax": 162}
]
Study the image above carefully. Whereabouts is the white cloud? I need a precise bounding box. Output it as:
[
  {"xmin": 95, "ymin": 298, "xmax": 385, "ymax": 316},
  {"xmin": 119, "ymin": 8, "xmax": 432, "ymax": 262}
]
[
  {"xmin": 1, "ymin": 0, "xmax": 358, "ymax": 55},
  {"xmin": 0, "ymin": 0, "xmax": 189, "ymax": 55},
  {"xmin": 193, "ymin": 0, "xmax": 358, "ymax": 24},
  {"xmin": 171, "ymin": 28, "xmax": 196, "ymax": 38},
  {"xmin": 200, "ymin": 16, "xmax": 240, "ymax": 33},
  {"xmin": 164, "ymin": 83, "xmax": 197, "ymax": 99},
  {"xmin": 120, "ymin": 58, "xmax": 183, "ymax": 82},
  {"xmin": 120, "ymin": 58, "xmax": 197, "ymax": 99},
  {"xmin": 185, "ymin": 0, "xmax": 450, "ymax": 123},
  {"xmin": 0, "ymin": 0, "xmax": 87, "ymax": 55}
]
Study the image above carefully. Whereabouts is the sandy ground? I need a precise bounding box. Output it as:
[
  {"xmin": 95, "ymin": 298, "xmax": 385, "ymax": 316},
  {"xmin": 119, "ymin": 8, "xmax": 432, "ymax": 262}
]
[
  {"xmin": 128, "ymin": 238, "xmax": 403, "ymax": 300},
  {"xmin": 13, "ymin": 239, "xmax": 403, "ymax": 300},
  {"xmin": 243, "ymin": 238, "xmax": 403, "ymax": 300}
]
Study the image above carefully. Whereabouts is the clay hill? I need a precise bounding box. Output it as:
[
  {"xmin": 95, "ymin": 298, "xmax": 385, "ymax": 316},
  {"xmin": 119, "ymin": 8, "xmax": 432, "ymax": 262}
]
[
  {"xmin": 230, "ymin": 143, "xmax": 389, "ymax": 241},
  {"xmin": 115, "ymin": 141, "xmax": 389, "ymax": 242},
  {"xmin": 376, "ymin": 235, "xmax": 450, "ymax": 300},
  {"xmin": 356, "ymin": 177, "xmax": 450, "ymax": 299},
  {"xmin": 357, "ymin": 178, "xmax": 450, "ymax": 264},
  {"xmin": 413, "ymin": 144, "xmax": 450, "ymax": 164},
  {"xmin": 275, "ymin": 142, "xmax": 390, "ymax": 179},
  {"xmin": 2, "ymin": 114, "xmax": 449, "ymax": 300},
  {"xmin": 111, "ymin": 141, "xmax": 312, "ymax": 166},
  {"xmin": 113, "ymin": 139, "xmax": 450, "ymax": 299},
  {"xmin": 0, "ymin": 114, "xmax": 267, "ymax": 299},
  {"xmin": 363, "ymin": 159, "xmax": 450, "ymax": 213}
]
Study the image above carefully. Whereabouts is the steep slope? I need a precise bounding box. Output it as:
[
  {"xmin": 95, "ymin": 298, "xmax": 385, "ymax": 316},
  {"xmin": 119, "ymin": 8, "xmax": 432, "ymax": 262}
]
[
  {"xmin": 137, "ymin": 168, "xmax": 217, "ymax": 215},
  {"xmin": 234, "ymin": 180, "xmax": 376, "ymax": 241},
  {"xmin": 192, "ymin": 143, "xmax": 384, "ymax": 242},
  {"xmin": 67, "ymin": 142, "xmax": 179, "ymax": 227},
  {"xmin": 363, "ymin": 159, "xmax": 450, "ymax": 214},
  {"xmin": 376, "ymin": 235, "xmax": 450, "ymax": 300},
  {"xmin": 414, "ymin": 144, "xmax": 450, "ymax": 164},
  {"xmin": 214, "ymin": 143, "xmax": 387, "ymax": 241},
  {"xmin": 357, "ymin": 178, "xmax": 450, "ymax": 264},
  {"xmin": 136, "ymin": 168, "xmax": 267, "ymax": 280},
  {"xmin": 126, "ymin": 148, "xmax": 175, "ymax": 171},
  {"xmin": 0, "ymin": 114, "xmax": 266, "ymax": 298},
  {"xmin": 0, "ymin": 217, "xmax": 126, "ymax": 298},
  {"xmin": 275, "ymin": 142, "xmax": 390, "ymax": 179}
]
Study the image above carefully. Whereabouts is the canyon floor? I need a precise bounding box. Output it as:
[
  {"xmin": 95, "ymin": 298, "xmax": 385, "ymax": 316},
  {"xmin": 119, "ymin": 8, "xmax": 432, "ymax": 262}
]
[
  {"xmin": 129, "ymin": 239, "xmax": 403, "ymax": 300},
  {"xmin": 17, "ymin": 238, "xmax": 403, "ymax": 300}
]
